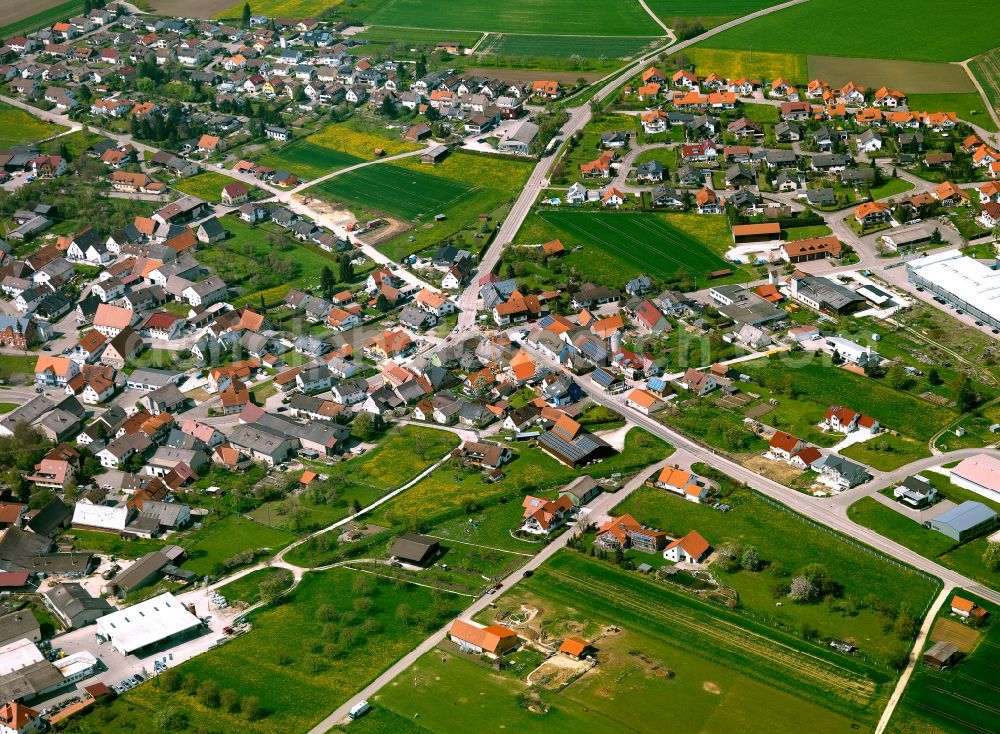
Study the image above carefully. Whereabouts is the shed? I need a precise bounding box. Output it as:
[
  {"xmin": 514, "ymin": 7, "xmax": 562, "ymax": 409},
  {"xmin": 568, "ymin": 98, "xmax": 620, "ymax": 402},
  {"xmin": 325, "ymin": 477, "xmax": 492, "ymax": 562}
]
[
  {"xmin": 923, "ymin": 640, "xmax": 960, "ymax": 670},
  {"xmin": 388, "ymin": 533, "xmax": 440, "ymax": 566}
]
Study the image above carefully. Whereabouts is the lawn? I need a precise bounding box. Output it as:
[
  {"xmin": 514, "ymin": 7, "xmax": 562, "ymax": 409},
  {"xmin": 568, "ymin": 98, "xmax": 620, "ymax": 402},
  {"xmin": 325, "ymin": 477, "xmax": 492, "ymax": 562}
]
[
  {"xmin": 194, "ymin": 215, "xmax": 366, "ymax": 305},
  {"xmin": 513, "ymin": 210, "xmax": 752, "ymax": 288},
  {"xmin": 740, "ymin": 358, "xmax": 958, "ymax": 443},
  {"xmin": 868, "ymin": 178, "xmax": 915, "ymax": 200},
  {"xmin": 368, "ymin": 428, "xmax": 670, "ymax": 532},
  {"xmin": 258, "ymin": 122, "xmax": 420, "ymax": 181},
  {"xmin": 684, "ymin": 47, "xmax": 807, "ymax": 83},
  {"xmin": 618, "ymin": 485, "xmax": 938, "ymax": 666},
  {"xmin": 65, "ymin": 568, "xmax": 465, "ymax": 734},
  {"xmin": 314, "ymin": 152, "xmax": 532, "ymax": 262},
  {"xmin": 906, "ymin": 93, "xmax": 998, "ymax": 132},
  {"xmin": 840, "ymin": 434, "xmax": 932, "ymax": 472},
  {"xmin": 785, "ymin": 224, "xmax": 834, "ymax": 239},
  {"xmin": 216, "ymin": 567, "xmax": 295, "ymax": 605},
  {"xmin": 495, "ymin": 552, "xmax": 894, "ymax": 723},
  {"xmin": 366, "ymin": 0, "xmax": 664, "ymax": 36},
  {"xmin": 847, "ymin": 497, "xmax": 956, "ymax": 558},
  {"xmin": 485, "ymin": 33, "xmax": 661, "ymax": 61},
  {"xmin": 314, "ymin": 163, "xmax": 474, "ymax": 220},
  {"xmin": 0, "ymin": 0, "xmax": 82, "ymax": 38},
  {"xmin": 0, "ymin": 354, "xmax": 38, "ymax": 382},
  {"xmin": 179, "ymin": 514, "xmax": 296, "ymax": 577},
  {"xmin": 354, "ymin": 26, "xmax": 485, "ymax": 46},
  {"xmin": 63, "ymin": 529, "xmax": 166, "ymax": 559},
  {"xmin": 0, "ymin": 103, "xmax": 67, "ymax": 149},
  {"xmin": 0, "ymin": 403, "xmax": 15, "ymax": 414},
  {"xmin": 172, "ymin": 171, "xmax": 245, "ymax": 203},
  {"xmin": 888, "ymin": 594, "xmax": 1000, "ymax": 734},
  {"xmin": 698, "ymin": 0, "xmax": 1000, "ymax": 62}
]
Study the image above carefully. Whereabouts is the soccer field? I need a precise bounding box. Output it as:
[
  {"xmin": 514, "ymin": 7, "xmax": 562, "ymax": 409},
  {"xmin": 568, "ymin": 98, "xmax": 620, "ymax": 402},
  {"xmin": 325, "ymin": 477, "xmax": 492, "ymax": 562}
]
[
  {"xmin": 529, "ymin": 210, "xmax": 747, "ymax": 284},
  {"xmin": 313, "ymin": 164, "xmax": 478, "ymax": 220}
]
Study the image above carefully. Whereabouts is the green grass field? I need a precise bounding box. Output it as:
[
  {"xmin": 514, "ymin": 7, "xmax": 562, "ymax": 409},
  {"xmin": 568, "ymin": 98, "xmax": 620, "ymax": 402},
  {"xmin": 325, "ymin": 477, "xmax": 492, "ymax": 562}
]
[
  {"xmin": 314, "ymin": 163, "xmax": 474, "ymax": 220},
  {"xmin": 840, "ymin": 433, "xmax": 932, "ymax": 471},
  {"xmin": 848, "ymin": 497, "xmax": 956, "ymax": 558},
  {"xmin": 906, "ymin": 93, "xmax": 998, "ymax": 132},
  {"xmin": 497, "ymin": 552, "xmax": 890, "ymax": 723},
  {"xmin": 515, "ymin": 210, "xmax": 752, "ymax": 287},
  {"xmin": 0, "ymin": 0, "xmax": 82, "ymax": 38},
  {"xmin": 484, "ymin": 33, "xmax": 661, "ymax": 59},
  {"xmin": 868, "ymin": 178, "xmax": 915, "ymax": 200},
  {"xmin": 260, "ymin": 141, "xmax": 362, "ymax": 181},
  {"xmin": 0, "ymin": 354, "xmax": 40, "ymax": 382},
  {"xmin": 0, "ymin": 103, "xmax": 67, "ymax": 149},
  {"xmin": 699, "ymin": 0, "xmax": 1000, "ymax": 62},
  {"xmin": 217, "ymin": 568, "xmax": 295, "ymax": 605},
  {"xmin": 355, "ymin": 25, "xmax": 485, "ymax": 46},
  {"xmin": 969, "ymin": 47, "xmax": 1000, "ymax": 120},
  {"xmin": 888, "ymin": 595, "xmax": 999, "ymax": 734},
  {"xmin": 172, "ymin": 171, "xmax": 245, "ymax": 203},
  {"xmin": 740, "ymin": 358, "xmax": 958, "ymax": 442},
  {"xmin": 65, "ymin": 568, "xmax": 465, "ymax": 734},
  {"xmin": 366, "ymin": 0, "xmax": 663, "ymax": 36},
  {"xmin": 619, "ymin": 485, "xmax": 937, "ymax": 664},
  {"xmin": 179, "ymin": 515, "xmax": 296, "ymax": 577},
  {"xmin": 312, "ymin": 152, "xmax": 532, "ymax": 262},
  {"xmin": 64, "ymin": 529, "xmax": 166, "ymax": 559}
]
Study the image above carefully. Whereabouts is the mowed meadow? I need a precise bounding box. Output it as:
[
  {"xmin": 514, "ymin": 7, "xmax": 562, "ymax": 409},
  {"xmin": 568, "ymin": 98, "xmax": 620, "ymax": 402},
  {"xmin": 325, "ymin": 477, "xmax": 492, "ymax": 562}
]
[
  {"xmin": 698, "ymin": 0, "xmax": 1000, "ymax": 62},
  {"xmin": 366, "ymin": 0, "xmax": 664, "ymax": 36}
]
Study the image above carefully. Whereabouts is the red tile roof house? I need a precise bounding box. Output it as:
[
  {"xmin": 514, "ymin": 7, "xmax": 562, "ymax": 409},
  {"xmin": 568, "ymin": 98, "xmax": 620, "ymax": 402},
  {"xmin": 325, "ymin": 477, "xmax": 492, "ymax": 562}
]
[
  {"xmin": 520, "ymin": 494, "xmax": 574, "ymax": 535},
  {"xmin": 663, "ymin": 529, "xmax": 711, "ymax": 563},
  {"xmin": 678, "ymin": 368, "xmax": 717, "ymax": 396},
  {"xmin": 768, "ymin": 430, "xmax": 804, "ymax": 461},
  {"xmin": 448, "ymin": 619, "xmax": 519, "ymax": 658},
  {"xmin": 221, "ymin": 181, "xmax": 249, "ymax": 206},
  {"xmin": 950, "ymin": 595, "xmax": 989, "ymax": 619},
  {"xmin": 821, "ymin": 406, "xmax": 879, "ymax": 434},
  {"xmin": 596, "ymin": 514, "xmax": 668, "ymax": 553},
  {"xmin": 654, "ymin": 466, "xmax": 709, "ymax": 503}
]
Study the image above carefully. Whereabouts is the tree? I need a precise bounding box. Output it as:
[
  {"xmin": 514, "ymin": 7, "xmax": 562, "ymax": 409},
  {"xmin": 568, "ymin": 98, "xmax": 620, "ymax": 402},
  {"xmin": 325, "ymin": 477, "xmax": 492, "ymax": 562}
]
[
  {"xmin": 396, "ymin": 603, "xmax": 412, "ymax": 627},
  {"xmin": 930, "ymin": 227, "xmax": 943, "ymax": 244},
  {"xmin": 338, "ymin": 255, "xmax": 354, "ymax": 284},
  {"xmin": 320, "ymin": 265, "xmax": 336, "ymax": 299},
  {"xmin": 952, "ymin": 373, "xmax": 978, "ymax": 412},
  {"xmin": 380, "ymin": 95, "xmax": 397, "ymax": 118},
  {"xmin": 221, "ymin": 688, "xmax": 239, "ymax": 713},
  {"xmin": 241, "ymin": 696, "xmax": 262, "ymax": 721},
  {"xmin": 353, "ymin": 411, "xmax": 377, "ymax": 440},
  {"xmin": 154, "ymin": 707, "xmax": 187, "ymax": 732},
  {"xmin": 894, "ymin": 604, "xmax": 919, "ymax": 640},
  {"xmin": 741, "ymin": 545, "xmax": 762, "ymax": 572},
  {"xmin": 788, "ymin": 575, "xmax": 815, "ymax": 602},
  {"xmin": 983, "ymin": 541, "xmax": 1000, "ymax": 571},
  {"xmin": 415, "ymin": 54, "xmax": 427, "ymax": 79},
  {"xmin": 258, "ymin": 572, "xmax": 287, "ymax": 603},
  {"xmin": 928, "ymin": 367, "xmax": 942, "ymax": 386},
  {"xmin": 197, "ymin": 679, "xmax": 220, "ymax": 708},
  {"xmin": 886, "ymin": 363, "xmax": 908, "ymax": 389},
  {"xmin": 376, "ymin": 293, "xmax": 390, "ymax": 312},
  {"xmin": 242, "ymin": 2, "xmax": 252, "ymax": 27}
]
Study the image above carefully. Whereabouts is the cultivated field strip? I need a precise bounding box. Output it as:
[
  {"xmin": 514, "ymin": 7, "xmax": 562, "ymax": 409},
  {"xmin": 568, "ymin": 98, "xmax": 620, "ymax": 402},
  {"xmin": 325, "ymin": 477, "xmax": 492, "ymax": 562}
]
[{"xmin": 533, "ymin": 557, "xmax": 880, "ymax": 717}]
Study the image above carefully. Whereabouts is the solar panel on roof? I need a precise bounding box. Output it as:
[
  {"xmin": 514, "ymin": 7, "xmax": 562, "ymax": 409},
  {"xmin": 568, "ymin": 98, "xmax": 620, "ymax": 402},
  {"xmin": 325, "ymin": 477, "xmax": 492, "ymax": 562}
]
[{"xmin": 592, "ymin": 369, "xmax": 614, "ymax": 387}]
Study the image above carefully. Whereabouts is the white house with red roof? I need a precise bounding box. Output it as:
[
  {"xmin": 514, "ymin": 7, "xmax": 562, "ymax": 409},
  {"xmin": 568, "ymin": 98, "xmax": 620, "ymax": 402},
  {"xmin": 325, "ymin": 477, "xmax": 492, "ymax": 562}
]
[
  {"xmin": 520, "ymin": 494, "xmax": 574, "ymax": 535},
  {"xmin": 663, "ymin": 530, "xmax": 711, "ymax": 563},
  {"xmin": 654, "ymin": 466, "xmax": 709, "ymax": 503},
  {"xmin": 821, "ymin": 405, "xmax": 879, "ymax": 434},
  {"xmin": 768, "ymin": 431, "xmax": 804, "ymax": 461}
]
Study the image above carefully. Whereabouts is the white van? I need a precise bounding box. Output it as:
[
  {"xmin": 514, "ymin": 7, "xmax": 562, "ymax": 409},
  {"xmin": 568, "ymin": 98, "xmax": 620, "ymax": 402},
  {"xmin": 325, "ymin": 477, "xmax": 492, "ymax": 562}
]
[{"xmin": 349, "ymin": 701, "xmax": 370, "ymax": 720}]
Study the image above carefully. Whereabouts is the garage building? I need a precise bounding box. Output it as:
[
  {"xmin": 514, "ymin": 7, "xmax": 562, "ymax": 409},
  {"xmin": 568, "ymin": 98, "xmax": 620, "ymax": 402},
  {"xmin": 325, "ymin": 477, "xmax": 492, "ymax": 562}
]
[
  {"xmin": 95, "ymin": 593, "xmax": 201, "ymax": 656},
  {"xmin": 929, "ymin": 501, "xmax": 997, "ymax": 542}
]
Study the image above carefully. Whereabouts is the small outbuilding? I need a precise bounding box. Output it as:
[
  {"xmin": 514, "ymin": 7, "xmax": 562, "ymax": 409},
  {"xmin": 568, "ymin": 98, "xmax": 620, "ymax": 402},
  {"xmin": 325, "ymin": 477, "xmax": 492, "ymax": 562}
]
[
  {"xmin": 923, "ymin": 640, "xmax": 960, "ymax": 670},
  {"xmin": 388, "ymin": 533, "xmax": 440, "ymax": 566}
]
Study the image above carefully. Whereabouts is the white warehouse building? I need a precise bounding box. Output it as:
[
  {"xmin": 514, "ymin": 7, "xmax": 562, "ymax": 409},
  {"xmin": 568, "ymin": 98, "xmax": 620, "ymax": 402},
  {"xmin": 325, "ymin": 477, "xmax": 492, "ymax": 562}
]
[
  {"xmin": 906, "ymin": 250, "xmax": 1000, "ymax": 329},
  {"xmin": 95, "ymin": 593, "xmax": 202, "ymax": 656}
]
